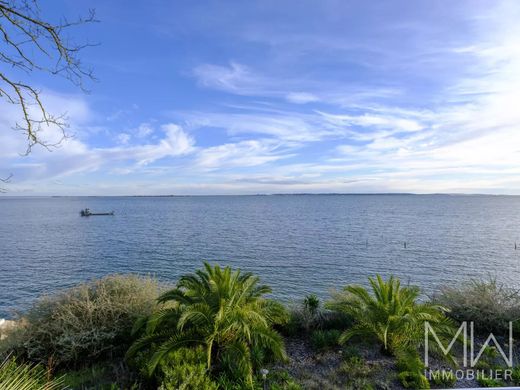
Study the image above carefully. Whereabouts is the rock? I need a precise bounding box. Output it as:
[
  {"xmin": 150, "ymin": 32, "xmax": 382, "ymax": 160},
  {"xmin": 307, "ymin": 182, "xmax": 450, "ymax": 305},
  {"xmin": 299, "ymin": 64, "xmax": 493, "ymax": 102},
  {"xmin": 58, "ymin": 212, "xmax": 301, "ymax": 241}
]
[{"xmin": 0, "ymin": 318, "xmax": 16, "ymax": 340}]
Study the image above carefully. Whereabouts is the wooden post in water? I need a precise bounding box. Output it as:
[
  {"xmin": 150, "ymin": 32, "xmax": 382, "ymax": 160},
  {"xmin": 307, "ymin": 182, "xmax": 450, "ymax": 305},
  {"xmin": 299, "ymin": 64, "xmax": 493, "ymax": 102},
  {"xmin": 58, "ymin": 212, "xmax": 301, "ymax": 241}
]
[{"xmin": 404, "ymin": 241, "xmax": 407, "ymax": 249}]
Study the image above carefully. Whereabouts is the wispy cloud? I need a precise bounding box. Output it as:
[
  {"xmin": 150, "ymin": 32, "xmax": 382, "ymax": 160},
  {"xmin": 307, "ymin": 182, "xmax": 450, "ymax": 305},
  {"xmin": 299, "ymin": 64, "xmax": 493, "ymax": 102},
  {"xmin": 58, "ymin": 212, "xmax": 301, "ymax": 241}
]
[
  {"xmin": 195, "ymin": 139, "xmax": 292, "ymax": 170},
  {"xmin": 3, "ymin": 1, "xmax": 520, "ymax": 194},
  {"xmin": 192, "ymin": 61, "xmax": 402, "ymax": 107},
  {"xmin": 193, "ymin": 62, "xmax": 268, "ymax": 95},
  {"xmin": 285, "ymin": 92, "xmax": 320, "ymax": 104},
  {"xmin": 183, "ymin": 110, "xmax": 339, "ymax": 142}
]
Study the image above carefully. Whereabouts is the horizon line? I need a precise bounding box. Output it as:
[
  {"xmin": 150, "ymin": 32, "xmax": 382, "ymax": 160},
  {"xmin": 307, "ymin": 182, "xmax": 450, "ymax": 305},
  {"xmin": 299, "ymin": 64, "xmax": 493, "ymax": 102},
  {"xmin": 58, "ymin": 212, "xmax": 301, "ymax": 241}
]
[{"xmin": 1, "ymin": 192, "xmax": 519, "ymax": 198}]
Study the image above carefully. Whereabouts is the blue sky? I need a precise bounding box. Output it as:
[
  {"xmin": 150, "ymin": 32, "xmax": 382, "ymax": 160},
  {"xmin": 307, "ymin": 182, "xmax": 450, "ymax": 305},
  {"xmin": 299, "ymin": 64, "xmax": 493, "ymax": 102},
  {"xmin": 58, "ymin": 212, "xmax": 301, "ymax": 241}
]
[{"xmin": 2, "ymin": 0, "xmax": 520, "ymax": 195}]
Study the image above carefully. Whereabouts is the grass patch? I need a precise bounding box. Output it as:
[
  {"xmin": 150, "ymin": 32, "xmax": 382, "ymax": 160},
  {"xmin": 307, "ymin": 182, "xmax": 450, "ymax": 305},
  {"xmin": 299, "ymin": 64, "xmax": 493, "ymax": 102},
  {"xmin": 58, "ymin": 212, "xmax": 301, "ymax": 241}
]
[{"xmin": 309, "ymin": 329, "xmax": 341, "ymax": 351}]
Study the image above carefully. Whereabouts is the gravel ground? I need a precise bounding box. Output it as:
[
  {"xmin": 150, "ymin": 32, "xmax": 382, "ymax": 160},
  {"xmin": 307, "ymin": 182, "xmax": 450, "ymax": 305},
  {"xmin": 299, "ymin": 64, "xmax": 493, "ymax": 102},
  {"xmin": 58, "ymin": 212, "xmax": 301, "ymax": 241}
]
[
  {"xmin": 276, "ymin": 336, "xmax": 517, "ymax": 389},
  {"xmin": 278, "ymin": 336, "xmax": 400, "ymax": 389}
]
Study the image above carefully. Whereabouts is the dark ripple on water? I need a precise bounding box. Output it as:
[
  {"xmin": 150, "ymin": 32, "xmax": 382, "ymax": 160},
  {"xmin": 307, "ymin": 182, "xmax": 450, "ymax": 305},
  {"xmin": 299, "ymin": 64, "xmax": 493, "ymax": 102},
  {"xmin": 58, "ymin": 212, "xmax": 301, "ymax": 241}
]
[{"xmin": 1, "ymin": 194, "xmax": 520, "ymax": 317}]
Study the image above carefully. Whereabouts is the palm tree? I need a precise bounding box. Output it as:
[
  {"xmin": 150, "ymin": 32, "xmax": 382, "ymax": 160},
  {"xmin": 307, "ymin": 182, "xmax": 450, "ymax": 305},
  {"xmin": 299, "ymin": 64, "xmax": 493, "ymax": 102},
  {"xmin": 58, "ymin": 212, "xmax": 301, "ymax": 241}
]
[
  {"xmin": 127, "ymin": 263, "xmax": 288, "ymax": 384},
  {"xmin": 327, "ymin": 275, "xmax": 454, "ymax": 355}
]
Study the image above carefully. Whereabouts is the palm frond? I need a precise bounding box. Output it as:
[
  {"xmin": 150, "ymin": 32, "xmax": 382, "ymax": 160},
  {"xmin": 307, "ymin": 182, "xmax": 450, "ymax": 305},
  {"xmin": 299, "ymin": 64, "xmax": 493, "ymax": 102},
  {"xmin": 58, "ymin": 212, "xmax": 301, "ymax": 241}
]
[
  {"xmin": 129, "ymin": 262, "xmax": 286, "ymax": 384},
  {"xmin": 0, "ymin": 358, "xmax": 64, "ymax": 390},
  {"xmin": 329, "ymin": 274, "xmax": 458, "ymax": 355},
  {"xmin": 146, "ymin": 330, "xmax": 203, "ymax": 375}
]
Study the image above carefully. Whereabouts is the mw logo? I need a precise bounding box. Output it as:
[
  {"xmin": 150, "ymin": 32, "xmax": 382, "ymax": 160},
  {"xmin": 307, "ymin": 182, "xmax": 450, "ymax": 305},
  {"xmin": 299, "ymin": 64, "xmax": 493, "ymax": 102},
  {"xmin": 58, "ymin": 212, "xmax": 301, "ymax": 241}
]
[{"xmin": 424, "ymin": 321, "xmax": 513, "ymax": 368}]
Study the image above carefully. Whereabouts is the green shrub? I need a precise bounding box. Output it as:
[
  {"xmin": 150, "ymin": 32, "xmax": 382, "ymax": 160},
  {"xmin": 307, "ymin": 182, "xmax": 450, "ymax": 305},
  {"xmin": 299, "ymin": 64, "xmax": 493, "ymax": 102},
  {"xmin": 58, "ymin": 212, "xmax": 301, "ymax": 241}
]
[
  {"xmin": 61, "ymin": 364, "xmax": 108, "ymax": 389},
  {"xmin": 473, "ymin": 346, "xmax": 502, "ymax": 371},
  {"xmin": 279, "ymin": 309, "xmax": 303, "ymax": 337},
  {"xmin": 429, "ymin": 370, "xmax": 456, "ymax": 387},
  {"xmin": 348, "ymin": 377, "xmax": 375, "ymax": 390},
  {"xmin": 279, "ymin": 295, "xmax": 324, "ymax": 336},
  {"xmin": 482, "ymin": 346, "xmax": 499, "ymax": 359},
  {"xmin": 0, "ymin": 357, "xmax": 64, "ymax": 389},
  {"xmin": 268, "ymin": 369, "xmax": 302, "ymax": 390},
  {"xmin": 398, "ymin": 370, "xmax": 430, "ymax": 389},
  {"xmin": 8, "ymin": 274, "xmax": 163, "ymax": 367},
  {"xmin": 433, "ymin": 278, "xmax": 520, "ymax": 335},
  {"xmin": 301, "ymin": 294, "xmax": 323, "ymax": 332},
  {"xmin": 373, "ymin": 379, "xmax": 393, "ymax": 390},
  {"xmin": 60, "ymin": 361, "xmax": 141, "ymax": 389},
  {"xmin": 512, "ymin": 366, "xmax": 520, "ymax": 385},
  {"xmin": 158, "ymin": 347, "xmax": 217, "ymax": 390},
  {"xmin": 279, "ymin": 304, "xmax": 352, "ymax": 337},
  {"xmin": 396, "ymin": 350, "xmax": 425, "ymax": 373},
  {"xmin": 310, "ymin": 329, "xmax": 340, "ymax": 351},
  {"xmin": 341, "ymin": 345, "xmax": 361, "ymax": 360},
  {"xmin": 477, "ymin": 376, "xmax": 504, "ymax": 387},
  {"xmin": 271, "ymin": 382, "xmax": 301, "ymax": 390},
  {"xmin": 320, "ymin": 311, "xmax": 354, "ymax": 331},
  {"xmin": 339, "ymin": 356, "xmax": 372, "ymax": 380},
  {"xmin": 396, "ymin": 350, "xmax": 430, "ymax": 389},
  {"xmin": 214, "ymin": 375, "xmax": 261, "ymax": 390}
]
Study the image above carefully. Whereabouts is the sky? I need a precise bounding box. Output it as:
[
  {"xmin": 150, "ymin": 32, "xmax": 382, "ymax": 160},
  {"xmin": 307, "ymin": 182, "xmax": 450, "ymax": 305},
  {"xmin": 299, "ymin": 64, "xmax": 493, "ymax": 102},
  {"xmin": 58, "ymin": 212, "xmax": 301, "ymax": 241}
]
[{"xmin": 1, "ymin": 0, "xmax": 520, "ymax": 195}]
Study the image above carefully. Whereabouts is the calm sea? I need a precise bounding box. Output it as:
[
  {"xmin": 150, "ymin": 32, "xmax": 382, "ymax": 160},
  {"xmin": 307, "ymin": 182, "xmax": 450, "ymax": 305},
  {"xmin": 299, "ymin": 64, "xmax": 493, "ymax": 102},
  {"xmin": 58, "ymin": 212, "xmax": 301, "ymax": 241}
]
[{"xmin": 1, "ymin": 194, "xmax": 519, "ymax": 318}]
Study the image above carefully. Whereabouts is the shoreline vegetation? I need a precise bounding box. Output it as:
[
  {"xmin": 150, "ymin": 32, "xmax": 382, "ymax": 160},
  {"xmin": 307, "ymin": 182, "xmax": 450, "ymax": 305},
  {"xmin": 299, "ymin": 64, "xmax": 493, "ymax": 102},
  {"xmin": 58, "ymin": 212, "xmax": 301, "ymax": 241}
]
[{"xmin": 1, "ymin": 265, "xmax": 519, "ymax": 389}]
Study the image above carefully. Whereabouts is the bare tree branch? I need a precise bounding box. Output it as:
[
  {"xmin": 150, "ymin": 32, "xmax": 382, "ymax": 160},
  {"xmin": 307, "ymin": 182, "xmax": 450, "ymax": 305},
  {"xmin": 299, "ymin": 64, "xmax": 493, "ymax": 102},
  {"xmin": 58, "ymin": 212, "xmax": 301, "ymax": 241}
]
[
  {"xmin": 0, "ymin": 173, "xmax": 12, "ymax": 192},
  {"xmin": 0, "ymin": 0, "xmax": 97, "ymax": 189}
]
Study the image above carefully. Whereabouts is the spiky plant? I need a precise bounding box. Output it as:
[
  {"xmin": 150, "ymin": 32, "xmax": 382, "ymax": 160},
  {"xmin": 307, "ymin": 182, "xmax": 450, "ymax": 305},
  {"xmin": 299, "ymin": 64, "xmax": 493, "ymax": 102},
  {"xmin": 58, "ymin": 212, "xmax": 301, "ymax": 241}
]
[
  {"xmin": 127, "ymin": 262, "xmax": 288, "ymax": 384},
  {"xmin": 303, "ymin": 294, "xmax": 320, "ymax": 316},
  {"xmin": 327, "ymin": 275, "xmax": 455, "ymax": 355},
  {"xmin": 301, "ymin": 294, "xmax": 323, "ymax": 332},
  {"xmin": 0, "ymin": 357, "xmax": 64, "ymax": 390}
]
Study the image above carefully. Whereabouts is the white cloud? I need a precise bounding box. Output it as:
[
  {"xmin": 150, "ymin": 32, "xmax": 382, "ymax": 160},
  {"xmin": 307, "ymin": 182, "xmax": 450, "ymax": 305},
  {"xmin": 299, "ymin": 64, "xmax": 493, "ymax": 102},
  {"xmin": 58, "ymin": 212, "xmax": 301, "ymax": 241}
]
[
  {"xmin": 192, "ymin": 61, "xmax": 402, "ymax": 107},
  {"xmin": 193, "ymin": 62, "xmax": 266, "ymax": 95},
  {"xmin": 318, "ymin": 111, "xmax": 424, "ymax": 134},
  {"xmin": 286, "ymin": 92, "xmax": 319, "ymax": 104},
  {"xmin": 116, "ymin": 133, "xmax": 131, "ymax": 145},
  {"xmin": 184, "ymin": 111, "xmax": 339, "ymax": 142},
  {"xmin": 195, "ymin": 139, "xmax": 290, "ymax": 170},
  {"xmin": 98, "ymin": 123, "xmax": 195, "ymax": 167},
  {"xmin": 1, "ymin": 115, "xmax": 197, "ymax": 183},
  {"xmin": 136, "ymin": 123, "xmax": 154, "ymax": 138}
]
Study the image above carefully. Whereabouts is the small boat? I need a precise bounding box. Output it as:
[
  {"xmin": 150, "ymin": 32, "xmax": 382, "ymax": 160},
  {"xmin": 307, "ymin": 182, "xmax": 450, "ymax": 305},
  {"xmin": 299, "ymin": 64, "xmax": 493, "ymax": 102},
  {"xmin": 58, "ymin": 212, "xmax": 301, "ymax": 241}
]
[{"xmin": 80, "ymin": 208, "xmax": 114, "ymax": 217}]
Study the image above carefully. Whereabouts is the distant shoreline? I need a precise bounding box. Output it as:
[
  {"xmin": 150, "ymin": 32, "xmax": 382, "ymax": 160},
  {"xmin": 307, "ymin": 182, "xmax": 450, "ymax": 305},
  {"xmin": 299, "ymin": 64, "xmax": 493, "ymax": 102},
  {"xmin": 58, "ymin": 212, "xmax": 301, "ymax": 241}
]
[{"xmin": 1, "ymin": 193, "xmax": 518, "ymax": 198}]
